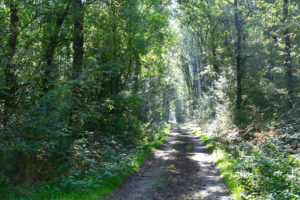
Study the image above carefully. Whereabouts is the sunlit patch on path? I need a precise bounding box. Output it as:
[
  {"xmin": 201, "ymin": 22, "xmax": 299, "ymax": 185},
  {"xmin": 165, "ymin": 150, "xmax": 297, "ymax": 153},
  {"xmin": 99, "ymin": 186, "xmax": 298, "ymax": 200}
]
[{"xmin": 106, "ymin": 125, "xmax": 233, "ymax": 200}]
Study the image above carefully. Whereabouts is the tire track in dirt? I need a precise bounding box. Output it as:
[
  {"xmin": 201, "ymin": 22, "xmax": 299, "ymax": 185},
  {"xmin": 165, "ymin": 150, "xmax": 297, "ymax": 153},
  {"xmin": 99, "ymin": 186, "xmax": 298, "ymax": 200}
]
[{"xmin": 106, "ymin": 125, "xmax": 233, "ymax": 200}]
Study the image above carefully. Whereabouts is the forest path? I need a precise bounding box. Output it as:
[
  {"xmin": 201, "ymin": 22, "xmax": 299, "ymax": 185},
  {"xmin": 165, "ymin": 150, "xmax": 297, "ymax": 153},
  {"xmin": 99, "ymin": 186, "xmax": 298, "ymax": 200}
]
[{"xmin": 106, "ymin": 125, "xmax": 233, "ymax": 200}]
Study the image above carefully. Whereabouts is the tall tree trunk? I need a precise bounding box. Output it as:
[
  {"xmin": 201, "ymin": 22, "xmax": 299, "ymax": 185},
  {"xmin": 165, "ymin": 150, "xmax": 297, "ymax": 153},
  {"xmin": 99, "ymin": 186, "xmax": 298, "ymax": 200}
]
[
  {"xmin": 234, "ymin": 0, "xmax": 242, "ymax": 110},
  {"xmin": 133, "ymin": 55, "xmax": 141, "ymax": 94},
  {"xmin": 184, "ymin": 63, "xmax": 192, "ymax": 96},
  {"xmin": 42, "ymin": 2, "xmax": 70, "ymax": 93},
  {"xmin": 283, "ymin": 0, "xmax": 293, "ymax": 108},
  {"xmin": 191, "ymin": 36, "xmax": 199, "ymax": 98},
  {"xmin": 212, "ymin": 41, "xmax": 219, "ymax": 74},
  {"xmin": 192, "ymin": 60, "xmax": 199, "ymax": 98},
  {"xmin": 72, "ymin": 0, "xmax": 84, "ymax": 103},
  {"xmin": 69, "ymin": 0, "xmax": 84, "ymax": 126},
  {"xmin": 3, "ymin": 1, "xmax": 19, "ymax": 125}
]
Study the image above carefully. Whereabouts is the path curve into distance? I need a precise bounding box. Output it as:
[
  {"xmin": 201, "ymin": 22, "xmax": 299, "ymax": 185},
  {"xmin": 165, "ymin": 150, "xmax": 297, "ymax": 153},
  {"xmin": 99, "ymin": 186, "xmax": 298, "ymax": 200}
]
[{"xmin": 106, "ymin": 125, "xmax": 233, "ymax": 200}]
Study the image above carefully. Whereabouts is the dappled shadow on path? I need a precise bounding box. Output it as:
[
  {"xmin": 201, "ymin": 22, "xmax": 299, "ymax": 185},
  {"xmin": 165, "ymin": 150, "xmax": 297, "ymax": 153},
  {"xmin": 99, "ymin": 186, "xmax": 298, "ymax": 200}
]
[
  {"xmin": 148, "ymin": 127, "xmax": 201, "ymax": 199},
  {"xmin": 147, "ymin": 126, "xmax": 232, "ymax": 200},
  {"xmin": 106, "ymin": 125, "xmax": 232, "ymax": 200}
]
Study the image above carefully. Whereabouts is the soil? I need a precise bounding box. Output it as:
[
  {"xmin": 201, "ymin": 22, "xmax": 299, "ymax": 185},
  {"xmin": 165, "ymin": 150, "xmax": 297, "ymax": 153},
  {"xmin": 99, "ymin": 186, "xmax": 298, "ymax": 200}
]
[{"xmin": 106, "ymin": 125, "xmax": 233, "ymax": 200}]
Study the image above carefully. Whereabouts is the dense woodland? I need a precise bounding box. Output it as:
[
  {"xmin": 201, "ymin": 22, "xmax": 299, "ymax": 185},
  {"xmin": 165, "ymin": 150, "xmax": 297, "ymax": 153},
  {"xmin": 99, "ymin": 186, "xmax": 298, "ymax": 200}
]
[
  {"xmin": 175, "ymin": 0, "xmax": 300, "ymax": 124},
  {"xmin": 174, "ymin": 0, "xmax": 300, "ymax": 199},
  {"xmin": 0, "ymin": 0, "xmax": 299, "ymax": 199}
]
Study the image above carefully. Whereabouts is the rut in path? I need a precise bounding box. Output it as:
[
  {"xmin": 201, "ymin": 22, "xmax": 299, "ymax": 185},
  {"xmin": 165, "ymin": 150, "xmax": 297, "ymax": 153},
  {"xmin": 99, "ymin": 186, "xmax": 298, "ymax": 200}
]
[{"xmin": 106, "ymin": 125, "xmax": 233, "ymax": 200}]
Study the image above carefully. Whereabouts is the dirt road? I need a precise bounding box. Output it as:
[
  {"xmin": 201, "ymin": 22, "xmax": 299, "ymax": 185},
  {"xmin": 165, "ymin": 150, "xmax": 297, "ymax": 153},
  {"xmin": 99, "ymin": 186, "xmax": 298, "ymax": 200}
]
[{"xmin": 107, "ymin": 125, "xmax": 233, "ymax": 200}]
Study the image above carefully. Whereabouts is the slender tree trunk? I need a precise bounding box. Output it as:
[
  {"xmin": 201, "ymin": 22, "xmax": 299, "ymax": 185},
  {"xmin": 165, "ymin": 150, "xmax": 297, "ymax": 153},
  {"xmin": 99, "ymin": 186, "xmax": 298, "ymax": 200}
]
[
  {"xmin": 72, "ymin": 0, "xmax": 84, "ymax": 102},
  {"xmin": 192, "ymin": 60, "xmax": 199, "ymax": 98},
  {"xmin": 195, "ymin": 33, "xmax": 204, "ymax": 96},
  {"xmin": 3, "ymin": 1, "xmax": 19, "ymax": 125},
  {"xmin": 234, "ymin": 0, "xmax": 242, "ymax": 110},
  {"xmin": 184, "ymin": 63, "xmax": 192, "ymax": 96},
  {"xmin": 283, "ymin": 0, "xmax": 293, "ymax": 108},
  {"xmin": 212, "ymin": 41, "xmax": 219, "ymax": 74},
  {"xmin": 133, "ymin": 55, "xmax": 140, "ymax": 94},
  {"xmin": 69, "ymin": 0, "xmax": 84, "ymax": 126},
  {"xmin": 191, "ymin": 36, "xmax": 199, "ymax": 98},
  {"xmin": 209, "ymin": 20, "xmax": 219, "ymax": 75},
  {"xmin": 42, "ymin": 2, "xmax": 70, "ymax": 93}
]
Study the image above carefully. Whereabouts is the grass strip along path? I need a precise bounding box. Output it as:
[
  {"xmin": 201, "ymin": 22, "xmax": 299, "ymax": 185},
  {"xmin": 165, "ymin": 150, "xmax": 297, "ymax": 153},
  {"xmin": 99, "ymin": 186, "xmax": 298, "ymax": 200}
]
[{"xmin": 187, "ymin": 123, "xmax": 300, "ymax": 200}]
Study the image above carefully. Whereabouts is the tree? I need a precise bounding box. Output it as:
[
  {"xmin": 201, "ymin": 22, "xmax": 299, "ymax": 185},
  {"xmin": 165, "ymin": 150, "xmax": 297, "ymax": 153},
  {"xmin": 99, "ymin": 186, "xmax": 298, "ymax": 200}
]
[
  {"xmin": 234, "ymin": 0, "xmax": 242, "ymax": 110},
  {"xmin": 283, "ymin": 0, "xmax": 294, "ymax": 108},
  {"xmin": 41, "ymin": 0, "xmax": 70, "ymax": 93},
  {"xmin": 71, "ymin": 0, "xmax": 84, "ymax": 102}
]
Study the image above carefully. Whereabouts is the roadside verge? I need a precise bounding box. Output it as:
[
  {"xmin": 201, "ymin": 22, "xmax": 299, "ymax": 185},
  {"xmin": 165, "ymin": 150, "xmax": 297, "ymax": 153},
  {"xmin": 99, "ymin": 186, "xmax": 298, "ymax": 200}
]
[{"xmin": 186, "ymin": 123, "xmax": 243, "ymax": 200}]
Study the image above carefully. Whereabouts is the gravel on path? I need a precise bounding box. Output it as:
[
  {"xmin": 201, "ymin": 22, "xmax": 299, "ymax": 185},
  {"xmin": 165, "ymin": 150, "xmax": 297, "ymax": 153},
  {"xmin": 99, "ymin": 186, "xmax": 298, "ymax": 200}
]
[{"xmin": 106, "ymin": 125, "xmax": 233, "ymax": 200}]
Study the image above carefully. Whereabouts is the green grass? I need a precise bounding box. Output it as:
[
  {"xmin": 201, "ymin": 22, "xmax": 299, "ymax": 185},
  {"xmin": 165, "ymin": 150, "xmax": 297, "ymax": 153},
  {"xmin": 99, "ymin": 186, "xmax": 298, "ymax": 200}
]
[
  {"xmin": 98, "ymin": 124, "xmax": 171, "ymax": 199},
  {"xmin": 187, "ymin": 123, "xmax": 300, "ymax": 200},
  {"xmin": 7, "ymin": 124, "xmax": 171, "ymax": 200},
  {"xmin": 187, "ymin": 125, "xmax": 243, "ymax": 200}
]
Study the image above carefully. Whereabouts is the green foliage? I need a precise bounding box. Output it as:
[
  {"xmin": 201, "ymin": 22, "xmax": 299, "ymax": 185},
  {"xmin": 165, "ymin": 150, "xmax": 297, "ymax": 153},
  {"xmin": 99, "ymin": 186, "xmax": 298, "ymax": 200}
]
[
  {"xmin": 0, "ymin": 0, "xmax": 173, "ymax": 198},
  {"xmin": 174, "ymin": 0, "xmax": 300, "ymax": 125},
  {"xmin": 189, "ymin": 124, "xmax": 300, "ymax": 200},
  {"xmin": 1, "ymin": 0, "xmax": 300, "ymax": 198},
  {"xmin": 2, "ymin": 124, "xmax": 171, "ymax": 200}
]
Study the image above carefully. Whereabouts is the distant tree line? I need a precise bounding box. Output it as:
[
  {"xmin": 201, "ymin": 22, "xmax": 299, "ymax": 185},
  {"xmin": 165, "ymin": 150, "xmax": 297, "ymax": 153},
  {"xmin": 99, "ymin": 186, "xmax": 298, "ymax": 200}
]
[{"xmin": 175, "ymin": 0, "xmax": 299, "ymax": 124}]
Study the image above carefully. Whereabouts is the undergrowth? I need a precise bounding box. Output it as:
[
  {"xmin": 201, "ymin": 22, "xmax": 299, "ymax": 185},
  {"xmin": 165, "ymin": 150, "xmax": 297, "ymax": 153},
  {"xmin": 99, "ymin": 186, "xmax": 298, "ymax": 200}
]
[
  {"xmin": 188, "ymin": 124, "xmax": 300, "ymax": 200},
  {"xmin": 3, "ymin": 124, "xmax": 171, "ymax": 200}
]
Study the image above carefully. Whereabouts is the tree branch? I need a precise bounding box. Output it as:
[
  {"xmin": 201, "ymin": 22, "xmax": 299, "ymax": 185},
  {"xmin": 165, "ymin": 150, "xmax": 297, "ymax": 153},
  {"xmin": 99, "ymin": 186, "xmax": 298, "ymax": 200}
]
[{"xmin": 224, "ymin": 0, "xmax": 234, "ymax": 6}]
